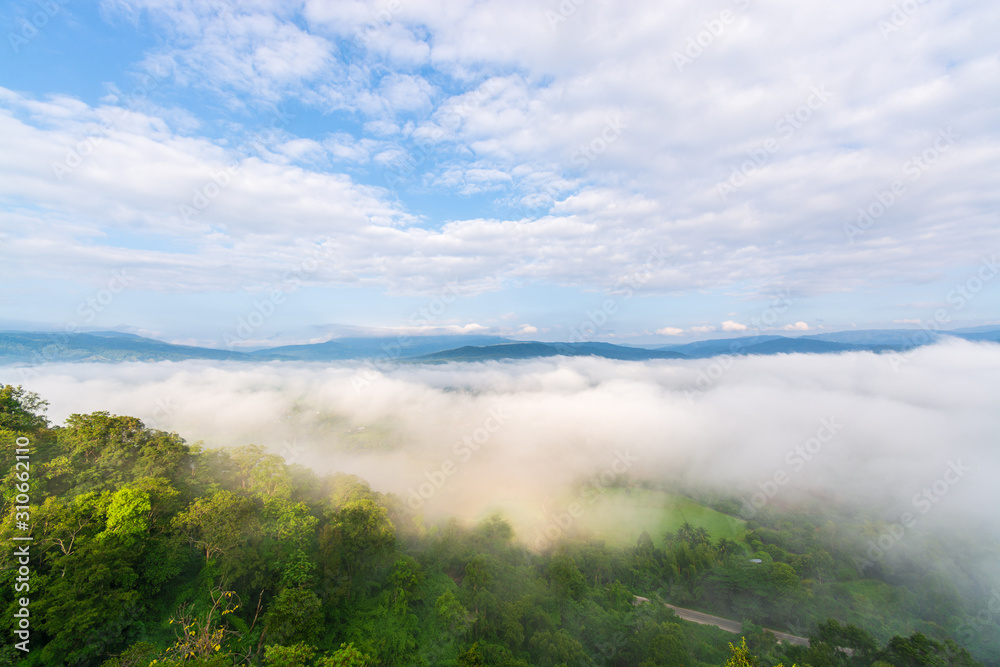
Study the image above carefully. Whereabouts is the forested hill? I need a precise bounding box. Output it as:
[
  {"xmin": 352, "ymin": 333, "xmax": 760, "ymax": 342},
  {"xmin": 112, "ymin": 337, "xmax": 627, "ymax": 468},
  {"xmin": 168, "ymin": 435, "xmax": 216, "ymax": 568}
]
[
  {"xmin": 0, "ymin": 384, "xmax": 989, "ymax": 666},
  {"xmin": 3, "ymin": 327, "xmax": 999, "ymax": 366}
]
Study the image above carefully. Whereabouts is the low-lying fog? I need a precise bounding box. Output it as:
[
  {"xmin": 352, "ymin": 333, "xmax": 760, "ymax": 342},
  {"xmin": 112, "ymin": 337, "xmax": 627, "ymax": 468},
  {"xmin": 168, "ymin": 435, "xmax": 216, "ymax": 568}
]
[{"xmin": 8, "ymin": 338, "xmax": 1000, "ymax": 546}]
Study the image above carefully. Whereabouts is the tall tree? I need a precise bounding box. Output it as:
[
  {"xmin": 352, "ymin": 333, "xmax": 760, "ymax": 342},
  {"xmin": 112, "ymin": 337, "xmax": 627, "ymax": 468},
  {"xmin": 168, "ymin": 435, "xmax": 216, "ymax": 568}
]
[
  {"xmin": 172, "ymin": 490, "xmax": 261, "ymax": 562},
  {"xmin": 0, "ymin": 384, "xmax": 49, "ymax": 431}
]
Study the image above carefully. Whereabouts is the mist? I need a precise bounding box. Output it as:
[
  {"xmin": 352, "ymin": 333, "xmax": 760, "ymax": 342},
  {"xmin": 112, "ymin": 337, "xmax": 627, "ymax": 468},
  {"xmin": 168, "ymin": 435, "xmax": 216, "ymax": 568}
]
[{"xmin": 7, "ymin": 339, "xmax": 1000, "ymax": 549}]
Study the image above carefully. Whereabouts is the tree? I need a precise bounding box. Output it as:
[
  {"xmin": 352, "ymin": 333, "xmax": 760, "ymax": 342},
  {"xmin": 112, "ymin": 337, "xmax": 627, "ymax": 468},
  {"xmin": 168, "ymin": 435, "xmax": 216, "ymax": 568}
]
[
  {"xmin": 100, "ymin": 641, "xmax": 157, "ymax": 667},
  {"xmin": 263, "ymin": 496, "xmax": 319, "ymax": 549},
  {"xmin": 172, "ymin": 490, "xmax": 260, "ymax": 561},
  {"xmin": 321, "ymin": 498, "xmax": 395, "ymax": 599},
  {"xmin": 808, "ymin": 619, "xmax": 878, "ymax": 662},
  {"xmin": 547, "ymin": 552, "xmax": 585, "ymax": 601},
  {"xmin": 61, "ymin": 412, "xmax": 144, "ymax": 464},
  {"xmin": 264, "ymin": 588, "xmax": 323, "ymax": 645},
  {"xmin": 318, "ymin": 643, "xmax": 373, "ymax": 666},
  {"xmin": 263, "ymin": 642, "xmax": 316, "ymax": 667},
  {"xmin": 158, "ymin": 588, "xmax": 243, "ymax": 665},
  {"xmin": 724, "ymin": 637, "xmax": 760, "ymax": 667},
  {"xmin": 877, "ymin": 632, "xmax": 980, "ymax": 666},
  {"xmin": 0, "ymin": 384, "xmax": 49, "ymax": 431},
  {"xmin": 33, "ymin": 540, "xmax": 143, "ymax": 665},
  {"xmin": 717, "ymin": 537, "xmax": 744, "ymax": 559},
  {"xmin": 724, "ymin": 637, "xmax": 796, "ymax": 667},
  {"xmin": 643, "ymin": 622, "xmax": 687, "ymax": 667},
  {"xmin": 231, "ymin": 444, "xmax": 292, "ymax": 499},
  {"xmin": 435, "ymin": 590, "xmax": 472, "ymax": 636},
  {"xmin": 529, "ymin": 629, "xmax": 589, "ymax": 666},
  {"xmin": 462, "ymin": 553, "xmax": 499, "ymax": 628},
  {"xmin": 35, "ymin": 491, "xmax": 111, "ymax": 559},
  {"xmin": 388, "ymin": 555, "xmax": 424, "ymax": 611},
  {"xmin": 100, "ymin": 487, "xmax": 152, "ymax": 542},
  {"xmin": 457, "ymin": 643, "xmax": 486, "ymax": 666}
]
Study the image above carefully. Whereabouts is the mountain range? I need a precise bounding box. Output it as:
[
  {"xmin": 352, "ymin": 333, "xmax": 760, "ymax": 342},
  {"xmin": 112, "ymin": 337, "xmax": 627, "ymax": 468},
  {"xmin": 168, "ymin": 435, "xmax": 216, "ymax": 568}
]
[{"xmin": 0, "ymin": 326, "xmax": 997, "ymax": 366}]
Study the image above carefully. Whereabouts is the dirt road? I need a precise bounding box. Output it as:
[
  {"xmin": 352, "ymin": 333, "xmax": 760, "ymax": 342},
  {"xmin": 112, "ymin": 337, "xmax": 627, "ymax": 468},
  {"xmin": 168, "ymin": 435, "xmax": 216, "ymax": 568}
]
[{"xmin": 634, "ymin": 597, "xmax": 811, "ymax": 647}]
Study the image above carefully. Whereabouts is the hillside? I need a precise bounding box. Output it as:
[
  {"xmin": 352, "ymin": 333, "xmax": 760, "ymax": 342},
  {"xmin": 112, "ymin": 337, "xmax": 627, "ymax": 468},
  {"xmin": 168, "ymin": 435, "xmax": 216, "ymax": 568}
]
[
  {"xmin": 0, "ymin": 384, "xmax": 990, "ymax": 665},
  {"xmin": 2, "ymin": 327, "xmax": 997, "ymax": 367}
]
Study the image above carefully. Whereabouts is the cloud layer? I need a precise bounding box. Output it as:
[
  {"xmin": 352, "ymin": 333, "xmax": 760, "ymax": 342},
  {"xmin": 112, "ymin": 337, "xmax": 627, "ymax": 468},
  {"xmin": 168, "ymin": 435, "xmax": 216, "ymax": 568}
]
[
  {"xmin": 12, "ymin": 339, "xmax": 1000, "ymax": 543},
  {"xmin": 2, "ymin": 0, "xmax": 999, "ymax": 337}
]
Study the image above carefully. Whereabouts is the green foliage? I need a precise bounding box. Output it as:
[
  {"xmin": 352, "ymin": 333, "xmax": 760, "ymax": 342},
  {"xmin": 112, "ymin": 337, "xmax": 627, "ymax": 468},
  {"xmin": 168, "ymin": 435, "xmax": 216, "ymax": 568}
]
[
  {"xmin": 0, "ymin": 384, "xmax": 48, "ymax": 431},
  {"xmin": 317, "ymin": 642, "xmax": 373, "ymax": 666},
  {"xmin": 172, "ymin": 490, "xmax": 260, "ymax": 561},
  {"xmin": 100, "ymin": 641, "xmax": 157, "ymax": 667},
  {"xmin": 877, "ymin": 631, "xmax": 981, "ymax": 666},
  {"xmin": 264, "ymin": 588, "xmax": 323, "ymax": 645},
  {"xmin": 546, "ymin": 551, "xmax": 586, "ymax": 601},
  {"xmin": 0, "ymin": 394, "xmax": 991, "ymax": 667},
  {"xmin": 435, "ymin": 589, "xmax": 471, "ymax": 635},
  {"xmin": 278, "ymin": 548, "xmax": 318, "ymax": 589},
  {"xmin": 102, "ymin": 487, "xmax": 152, "ymax": 541},
  {"xmin": 529, "ymin": 628, "xmax": 589, "ymax": 666},
  {"xmin": 264, "ymin": 642, "xmax": 317, "ymax": 667},
  {"xmin": 320, "ymin": 498, "xmax": 395, "ymax": 600},
  {"xmin": 724, "ymin": 637, "xmax": 761, "ymax": 667}
]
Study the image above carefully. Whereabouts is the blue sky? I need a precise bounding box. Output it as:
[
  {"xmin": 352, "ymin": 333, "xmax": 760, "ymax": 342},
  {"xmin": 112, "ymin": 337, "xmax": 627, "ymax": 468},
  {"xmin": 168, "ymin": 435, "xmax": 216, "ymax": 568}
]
[{"xmin": 1, "ymin": 0, "xmax": 998, "ymax": 347}]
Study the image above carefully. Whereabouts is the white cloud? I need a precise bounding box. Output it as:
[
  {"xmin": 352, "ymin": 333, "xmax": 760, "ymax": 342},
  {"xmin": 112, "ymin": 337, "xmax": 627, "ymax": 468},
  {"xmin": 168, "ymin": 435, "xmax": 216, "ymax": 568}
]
[
  {"xmin": 655, "ymin": 326, "xmax": 684, "ymax": 336},
  {"xmin": 7, "ymin": 0, "xmax": 1000, "ymax": 320},
  {"xmin": 276, "ymin": 138, "xmax": 326, "ymax": 163},
  {"xmin": 783, "ymin": 321, "xmax": 811, "ymax": 331},
  {"xmin": 518, "ymin": 324, "xmax": 538, "ymax": 334},
  {"xmin": 688, "ymin": 325, "xmax": 716, "ymax": 334},
  {"xmin": 722, "ymin": 320, "xmax": 748, "ymax": 332},
  {"xmin": 114, "ymin": 1, "xmax": 337, "ymax": 104}
]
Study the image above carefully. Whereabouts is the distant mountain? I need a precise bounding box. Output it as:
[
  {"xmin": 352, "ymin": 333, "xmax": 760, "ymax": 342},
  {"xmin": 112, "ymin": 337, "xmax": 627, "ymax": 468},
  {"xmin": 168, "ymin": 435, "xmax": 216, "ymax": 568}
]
[
  {"xmin": 252, "ymin": 335, "xmax": 514, "ymax": 361},
  {"xmin": 0, "ymin": 332, "xmax": 519, "ymax": 365},
  {"xmin": 736, "ymin": 337, "xmax": 860, "ymax": 355},
  {"xmin": 803, "ymin": 329, "xmax": 943, "ymax": 345},
  {"xmin": 655, "ymin": 327, "xmax": 1000, "ymax": 358},
  {"xmin": 951, "ymin": 324, "xmax": 1000, "ymax": 333},
  {"xmin": 411, "ymin": 342, "xmax": 688, "ymax": 362},
  {"xmin": 0, "ymin": 331, "xmax": 246, "ymax": 364},
  {"xmin": 85, "ymin": 330, "xmax": 151, "ymax": 340},
  {"xmin": 657, "ymin": 335, "xmax": 786, "ymax": 358},
  {"xmin": 1, "ymin": 326, "xmax": 997, "ymax": 366},
  {"xmin": 950, "ymin": 328, "xmax": 1000, "ymax": 343}
]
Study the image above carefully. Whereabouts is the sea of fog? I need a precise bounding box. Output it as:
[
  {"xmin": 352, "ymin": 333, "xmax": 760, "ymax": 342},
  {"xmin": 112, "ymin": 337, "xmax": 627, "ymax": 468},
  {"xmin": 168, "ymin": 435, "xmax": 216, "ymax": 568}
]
[{"xmin": 6, "ymin": 338, "xmax": 1000, "ymax": 547}]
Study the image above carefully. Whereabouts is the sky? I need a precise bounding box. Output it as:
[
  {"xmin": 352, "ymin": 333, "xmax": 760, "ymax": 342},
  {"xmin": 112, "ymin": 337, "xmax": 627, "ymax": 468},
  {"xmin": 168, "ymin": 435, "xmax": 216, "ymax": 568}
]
[{"xmin": 1, "ymin": 0, "xmax": 998, "ymax": 348}]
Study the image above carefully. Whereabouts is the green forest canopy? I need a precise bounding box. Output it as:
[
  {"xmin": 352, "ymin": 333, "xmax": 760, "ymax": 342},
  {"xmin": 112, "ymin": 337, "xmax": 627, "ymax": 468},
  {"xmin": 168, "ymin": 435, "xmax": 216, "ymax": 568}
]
[{"xmin": 0, "ymin": 385, "xmax": 992, "ymax": 667}]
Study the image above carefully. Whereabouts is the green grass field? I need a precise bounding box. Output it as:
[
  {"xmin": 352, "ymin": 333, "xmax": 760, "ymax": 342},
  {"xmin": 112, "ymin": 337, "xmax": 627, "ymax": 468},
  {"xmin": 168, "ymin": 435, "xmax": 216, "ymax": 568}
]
[
  {"xmin": 479, "ymin": 487, "xmax": 745, "ymax": 549},
  {"xmin": 570, "ymin": 487, "xmax": 747, "ymax": 547}
]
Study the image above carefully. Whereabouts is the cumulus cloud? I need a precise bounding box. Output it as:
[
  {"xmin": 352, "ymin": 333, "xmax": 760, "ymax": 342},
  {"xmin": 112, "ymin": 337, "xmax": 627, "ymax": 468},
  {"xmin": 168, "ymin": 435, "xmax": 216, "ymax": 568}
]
[
  {"xmin": 518, "ymin": 324, "xmax": 538, "ymax": 334},
  {"xmin": 656, "ymin": 327, "xmax": 684, "ymax": 336},
  {"xmin": 10, "ymin": 0, "xmax": 996, "ymax": 310},
  {"xmin": 783, "ymin": 321, "xmax": 810, "ymax": 331},
  {"xmin": 722, "ymin": 320, "xmax": 748, "ymax": 332},
  {"xmin": 3, "ymin": 0, "xmax": 1000, "ymax": 350}
]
